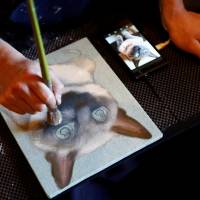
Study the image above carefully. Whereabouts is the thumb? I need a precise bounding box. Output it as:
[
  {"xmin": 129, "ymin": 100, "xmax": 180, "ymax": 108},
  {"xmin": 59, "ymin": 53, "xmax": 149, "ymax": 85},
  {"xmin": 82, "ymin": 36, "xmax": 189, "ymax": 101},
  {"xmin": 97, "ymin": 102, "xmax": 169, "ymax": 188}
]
[{"xmin": 188, "ymin": 39, "xmax": 200, "ymax": 59}]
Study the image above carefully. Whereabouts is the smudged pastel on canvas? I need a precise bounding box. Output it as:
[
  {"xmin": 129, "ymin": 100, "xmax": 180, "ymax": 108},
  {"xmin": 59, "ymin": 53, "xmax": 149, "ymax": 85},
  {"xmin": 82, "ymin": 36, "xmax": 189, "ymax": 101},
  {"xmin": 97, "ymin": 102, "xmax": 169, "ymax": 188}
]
[{"xmin": 2, "ymin": 54, "xmax": 152, "ymax": 188}]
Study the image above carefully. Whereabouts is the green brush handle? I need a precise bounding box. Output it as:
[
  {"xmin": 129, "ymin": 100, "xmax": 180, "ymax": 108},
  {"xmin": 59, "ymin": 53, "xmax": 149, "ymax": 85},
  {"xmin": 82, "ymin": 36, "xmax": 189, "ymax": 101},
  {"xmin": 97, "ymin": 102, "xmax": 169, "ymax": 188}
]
[{"xmin": 27, "ymin": 0, "xmax": 52, "ymax": 89}]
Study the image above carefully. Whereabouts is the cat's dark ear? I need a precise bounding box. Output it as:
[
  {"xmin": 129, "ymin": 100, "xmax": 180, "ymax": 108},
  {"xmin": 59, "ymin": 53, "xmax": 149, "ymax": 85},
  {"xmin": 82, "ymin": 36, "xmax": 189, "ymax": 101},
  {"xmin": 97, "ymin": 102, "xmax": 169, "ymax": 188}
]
[
  {"xmin": 45, "ymin": 151, "xmax": 77, "ymax": 188},
  {"xmin": 111, "ymin": 108, "xmax": 151, "ymax": 139}
]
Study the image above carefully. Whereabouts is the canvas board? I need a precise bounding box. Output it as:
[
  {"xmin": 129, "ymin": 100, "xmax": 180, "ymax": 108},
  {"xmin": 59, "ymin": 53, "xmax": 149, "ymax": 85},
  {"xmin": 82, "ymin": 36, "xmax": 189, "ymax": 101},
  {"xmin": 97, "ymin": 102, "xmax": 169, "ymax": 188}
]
[{"xmin": 0, "ymin": 38, "xmax": 163, "ymax": 198}]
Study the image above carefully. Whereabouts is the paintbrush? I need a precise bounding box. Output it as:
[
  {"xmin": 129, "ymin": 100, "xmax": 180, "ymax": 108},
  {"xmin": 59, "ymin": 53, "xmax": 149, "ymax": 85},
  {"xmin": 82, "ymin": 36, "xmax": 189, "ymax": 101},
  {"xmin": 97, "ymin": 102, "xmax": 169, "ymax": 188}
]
[{"xmin": 27, "ymin": 0, "xmax": 62, "ymax": 126}]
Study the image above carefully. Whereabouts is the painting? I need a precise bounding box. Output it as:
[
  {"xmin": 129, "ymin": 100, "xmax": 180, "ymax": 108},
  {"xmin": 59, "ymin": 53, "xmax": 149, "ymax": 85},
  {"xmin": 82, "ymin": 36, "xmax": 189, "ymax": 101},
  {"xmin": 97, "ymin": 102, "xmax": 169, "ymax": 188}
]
[
  {"xmin": 0, "ymin": 38, "xmax": 162, "ymax": 198},
  {"xmin": 30, "ymin": 55, "xmax": 151, "ymax": 188}
]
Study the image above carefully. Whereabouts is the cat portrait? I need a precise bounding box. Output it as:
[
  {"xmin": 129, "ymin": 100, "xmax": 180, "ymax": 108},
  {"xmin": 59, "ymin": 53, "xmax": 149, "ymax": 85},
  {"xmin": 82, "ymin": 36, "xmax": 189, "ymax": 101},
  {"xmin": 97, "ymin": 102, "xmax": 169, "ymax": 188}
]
[
  {"xmin": 1, "ymin": 55, "xmax": 151, "ymax": 189},
  {"xmin": 31, "ymin": 56, "xmax": 151, "ymax": 188}
]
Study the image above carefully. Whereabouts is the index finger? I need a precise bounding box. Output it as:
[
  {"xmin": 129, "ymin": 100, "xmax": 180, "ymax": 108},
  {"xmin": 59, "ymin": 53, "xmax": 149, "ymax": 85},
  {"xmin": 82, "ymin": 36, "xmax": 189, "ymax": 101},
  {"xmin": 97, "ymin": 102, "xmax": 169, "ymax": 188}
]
[{"xmin": 29, "ymin": 81, "xmax": 57, "ymax": 110}]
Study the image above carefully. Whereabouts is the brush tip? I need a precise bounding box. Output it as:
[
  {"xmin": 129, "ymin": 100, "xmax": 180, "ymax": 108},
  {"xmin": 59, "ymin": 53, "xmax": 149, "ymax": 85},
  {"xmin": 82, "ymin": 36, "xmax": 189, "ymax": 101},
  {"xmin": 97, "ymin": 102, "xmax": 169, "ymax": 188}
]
[{"xmin": 47, "ymin": 109, "xmax": 62, "ymax": 126}]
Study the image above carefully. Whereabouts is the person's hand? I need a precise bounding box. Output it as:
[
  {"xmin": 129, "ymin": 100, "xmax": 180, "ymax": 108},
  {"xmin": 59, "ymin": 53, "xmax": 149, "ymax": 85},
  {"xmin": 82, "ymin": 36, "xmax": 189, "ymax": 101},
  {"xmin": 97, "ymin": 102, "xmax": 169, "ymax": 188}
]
[
  {"xmin": 161, "ymin": 1, "xmax": 200, "ymax": 58},
  {"xmin": 0, "ymin": 59, "xmax": 64, "ymax": 114}
]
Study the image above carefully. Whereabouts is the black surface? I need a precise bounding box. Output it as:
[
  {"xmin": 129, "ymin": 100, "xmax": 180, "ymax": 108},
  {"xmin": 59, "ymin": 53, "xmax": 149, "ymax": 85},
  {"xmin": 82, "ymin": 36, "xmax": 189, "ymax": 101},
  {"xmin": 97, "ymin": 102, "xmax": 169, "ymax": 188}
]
[
  {"xmin": 115, "ymin": 124, "xmax": 200, "ymax": 199},
  {"xmin": 0, "ymin": 1, "xmax": 200, "ymax": 199}
]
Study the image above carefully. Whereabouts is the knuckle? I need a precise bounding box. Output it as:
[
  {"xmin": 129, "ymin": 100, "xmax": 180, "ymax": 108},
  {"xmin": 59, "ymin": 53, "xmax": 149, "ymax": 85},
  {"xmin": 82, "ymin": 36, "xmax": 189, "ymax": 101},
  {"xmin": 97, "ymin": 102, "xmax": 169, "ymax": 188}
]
[
  {"xmin": 24, "ymin": 62, "xmax": 41, "ymax": 77},
  {"xmin": 12, "ymin": 82, "xmax": 24, "ymax": 92}
]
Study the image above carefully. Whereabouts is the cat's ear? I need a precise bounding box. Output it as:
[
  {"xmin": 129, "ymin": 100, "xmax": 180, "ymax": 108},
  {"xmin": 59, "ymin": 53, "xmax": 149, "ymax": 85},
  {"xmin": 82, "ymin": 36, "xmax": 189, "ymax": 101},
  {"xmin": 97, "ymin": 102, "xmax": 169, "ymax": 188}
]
[
  {"xmin": 111, "ymin": 108, "xmax": 151, "ymax": 139},
  {"xmin": 73, "ymin": 57, "xmax": 95, "ymax": 73},
  {"xmin": 50, "ymin": 61, "xmax": 95, "ymax": 86},
  {"xmin": 45, "ymin": 151, "xmax": 77, "ymax": 188}
]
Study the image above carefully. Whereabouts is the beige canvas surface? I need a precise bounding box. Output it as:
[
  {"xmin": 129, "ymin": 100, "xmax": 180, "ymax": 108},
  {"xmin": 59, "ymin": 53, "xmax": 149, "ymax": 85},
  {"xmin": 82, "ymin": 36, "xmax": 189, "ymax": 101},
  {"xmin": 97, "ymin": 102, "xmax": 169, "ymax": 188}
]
[{"xmin": 0, "ymin": 38, "xmax": 163, "ymax": 198}]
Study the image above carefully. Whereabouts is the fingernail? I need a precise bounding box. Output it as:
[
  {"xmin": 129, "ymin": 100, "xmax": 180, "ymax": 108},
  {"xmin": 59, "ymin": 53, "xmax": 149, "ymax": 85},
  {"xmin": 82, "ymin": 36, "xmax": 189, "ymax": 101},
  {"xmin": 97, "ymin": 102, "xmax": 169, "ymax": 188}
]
[{"xmin": 56, "ymin": 94, "xmax": 61, "ymax": 105}]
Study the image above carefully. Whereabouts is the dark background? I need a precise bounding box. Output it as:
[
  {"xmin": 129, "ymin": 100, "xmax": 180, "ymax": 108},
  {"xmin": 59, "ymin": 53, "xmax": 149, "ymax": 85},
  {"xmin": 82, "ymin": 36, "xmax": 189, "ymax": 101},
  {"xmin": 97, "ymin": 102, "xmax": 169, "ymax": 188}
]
[{"xmin": 0, "ymin": 0, "xmax": 199, "ymax": 199}]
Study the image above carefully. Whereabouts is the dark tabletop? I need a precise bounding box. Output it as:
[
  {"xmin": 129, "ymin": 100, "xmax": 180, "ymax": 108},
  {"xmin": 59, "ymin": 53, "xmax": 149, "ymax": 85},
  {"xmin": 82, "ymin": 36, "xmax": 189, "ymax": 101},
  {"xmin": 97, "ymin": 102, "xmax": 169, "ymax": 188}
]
[{"xmin": 0, "ymin": 1, "xmax": 199, "ymax": 199}]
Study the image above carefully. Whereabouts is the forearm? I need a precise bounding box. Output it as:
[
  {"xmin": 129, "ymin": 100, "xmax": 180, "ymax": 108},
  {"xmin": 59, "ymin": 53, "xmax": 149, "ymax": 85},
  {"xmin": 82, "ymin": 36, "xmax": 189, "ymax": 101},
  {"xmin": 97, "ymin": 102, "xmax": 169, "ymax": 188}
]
[{"xmin": 160, "ymin": 0, "xmax": 185, "ymax": 11}]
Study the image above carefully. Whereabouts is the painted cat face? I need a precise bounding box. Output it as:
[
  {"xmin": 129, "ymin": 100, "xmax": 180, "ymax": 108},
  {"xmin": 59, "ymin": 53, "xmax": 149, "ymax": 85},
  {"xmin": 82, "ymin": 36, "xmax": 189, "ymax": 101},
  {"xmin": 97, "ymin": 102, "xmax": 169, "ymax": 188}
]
[
  {"xmin": 31, "ymin": 57, "xmax": 151, "ymax": 188},
  {"xmin": 34, "ymin": 86, "xmax": 118, "ymax": 153},
  {"xmin": 0, "ymin": 55, "xmax": 152, "ymax": 189}
]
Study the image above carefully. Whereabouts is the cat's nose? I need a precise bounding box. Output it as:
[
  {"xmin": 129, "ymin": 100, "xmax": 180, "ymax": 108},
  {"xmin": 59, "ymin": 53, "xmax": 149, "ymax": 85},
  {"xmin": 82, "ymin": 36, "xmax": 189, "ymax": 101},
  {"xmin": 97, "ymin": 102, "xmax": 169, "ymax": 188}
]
[{"xmin": 130, "ymin": 46, "xmax": 141, "ymax": 59}]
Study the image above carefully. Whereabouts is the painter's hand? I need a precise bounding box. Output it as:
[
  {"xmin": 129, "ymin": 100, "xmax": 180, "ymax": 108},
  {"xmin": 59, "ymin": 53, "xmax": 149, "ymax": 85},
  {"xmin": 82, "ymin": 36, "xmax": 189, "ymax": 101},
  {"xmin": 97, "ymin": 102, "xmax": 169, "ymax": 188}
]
[
  {"xmin": 0, "ymin": 59, "xmax": 64, "ymax": 114},
  {"xmin": 162, "ymin": 7, "xmax": 200, "ymax": 58}
]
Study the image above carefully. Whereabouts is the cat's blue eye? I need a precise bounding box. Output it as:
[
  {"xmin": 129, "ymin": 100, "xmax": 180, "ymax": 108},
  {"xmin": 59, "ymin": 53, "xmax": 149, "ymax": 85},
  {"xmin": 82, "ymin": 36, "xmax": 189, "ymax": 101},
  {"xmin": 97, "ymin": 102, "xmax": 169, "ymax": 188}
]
[
  {"xmin": 91, "ymin": 106, "xmax": 109, "ymax": 123},
  {"xmin": 55, "ymin": 122, "xmax": 76, "ymax": 140}
]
